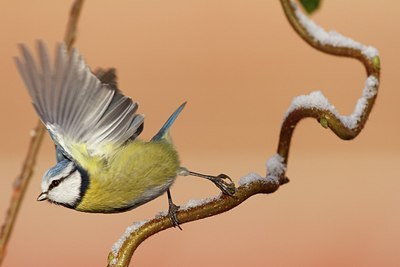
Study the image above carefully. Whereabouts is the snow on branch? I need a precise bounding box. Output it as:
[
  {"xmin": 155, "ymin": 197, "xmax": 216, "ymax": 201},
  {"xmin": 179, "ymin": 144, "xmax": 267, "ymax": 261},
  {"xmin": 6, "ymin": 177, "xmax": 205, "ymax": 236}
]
[
  {"xmin": 285, "ymin": 76, "xmax": 379, "ymax": 129},
  {"xmin": 292, "ymin": 1, "xmax": 379, "ymax": 59},
  {"xmin": 239, "ymin": 154, "xmax": 286, "ymax": 186},
  {"xmin": 110, "ymin": 220, "xmax": 149, "ymax": 266}
]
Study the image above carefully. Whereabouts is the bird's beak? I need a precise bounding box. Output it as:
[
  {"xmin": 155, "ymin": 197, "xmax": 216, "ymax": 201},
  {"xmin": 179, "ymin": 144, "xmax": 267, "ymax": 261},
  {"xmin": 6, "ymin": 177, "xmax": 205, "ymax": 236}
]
[{"xmin": 37, "ymin": 192, "xmax": 48, "ymax": 201}]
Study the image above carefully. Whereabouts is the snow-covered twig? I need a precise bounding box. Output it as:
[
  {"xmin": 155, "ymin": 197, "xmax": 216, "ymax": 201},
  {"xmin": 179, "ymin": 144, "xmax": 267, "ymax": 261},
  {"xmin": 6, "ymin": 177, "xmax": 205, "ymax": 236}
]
[
  {"xmin": 108, "ymin": 1, "xmax": 380, "ymax": 266},
  {"xmin": 278, "ymin": 0, "xmax": 380, "ymax": 163},
  {"xmin": 108, "ymin": 169, "xmax": 289, "ymax": 267}
]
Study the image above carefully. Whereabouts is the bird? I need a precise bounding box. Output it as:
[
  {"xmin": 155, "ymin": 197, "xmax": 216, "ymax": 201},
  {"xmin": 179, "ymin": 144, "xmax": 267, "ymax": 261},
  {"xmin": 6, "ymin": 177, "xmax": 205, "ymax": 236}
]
[{"xmin": 15, "ymin": 41, "xmax": 235, "ymax": 228}]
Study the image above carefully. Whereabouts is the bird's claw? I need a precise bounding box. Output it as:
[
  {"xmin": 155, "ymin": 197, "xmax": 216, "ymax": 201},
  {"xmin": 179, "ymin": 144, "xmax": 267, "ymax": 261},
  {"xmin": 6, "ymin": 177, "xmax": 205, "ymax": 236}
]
[
  {"xmin": 168, "ymin": 202, "xmax": 182, "ymax": 230},
  {"xmin": 184, "ymin": 169, "xmax": 236, "ymax": 196},
  {"xmin": 210, "ymin": 173, "xmax": 236, "ymax": 196}
]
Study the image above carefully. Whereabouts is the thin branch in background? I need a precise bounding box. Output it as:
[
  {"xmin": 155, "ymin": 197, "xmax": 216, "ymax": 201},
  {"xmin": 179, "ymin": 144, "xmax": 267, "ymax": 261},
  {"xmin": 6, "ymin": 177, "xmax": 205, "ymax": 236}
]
[
  {"xmin": 107, "ymin": 0, "xmax": 381, "ymax": 266},
  {"xmin": 0, "ymin": 0, "xmax": 85, "ymax": 265},
  {"xmin": 0, "ymin": 124, "xmax": 45, "ymax": 265}
]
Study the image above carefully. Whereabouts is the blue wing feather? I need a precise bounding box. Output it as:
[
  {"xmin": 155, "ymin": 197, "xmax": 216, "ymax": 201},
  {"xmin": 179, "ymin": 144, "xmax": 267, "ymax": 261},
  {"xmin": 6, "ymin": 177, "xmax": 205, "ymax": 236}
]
[{"xmin": 55, "ymin": 145, "xmax": 69, "ymax": 162}]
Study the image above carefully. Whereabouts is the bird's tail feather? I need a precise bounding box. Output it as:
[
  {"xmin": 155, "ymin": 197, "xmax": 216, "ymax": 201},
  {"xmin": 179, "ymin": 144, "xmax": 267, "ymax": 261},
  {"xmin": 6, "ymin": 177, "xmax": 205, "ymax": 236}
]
[{"xmin": 151, "ymin": 102, "xmax": 187, "ymax": 141}]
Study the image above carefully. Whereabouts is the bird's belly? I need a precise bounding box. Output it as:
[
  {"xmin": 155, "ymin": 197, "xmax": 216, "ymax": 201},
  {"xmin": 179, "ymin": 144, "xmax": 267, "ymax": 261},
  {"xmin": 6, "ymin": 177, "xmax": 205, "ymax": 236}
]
[
  {"xmin": 76, "ymin": 175, "xmax": 176, "ymax": 213},
  {"xmin": 75, "ymin": 141, "xmax": 179, "ymax": 213}
]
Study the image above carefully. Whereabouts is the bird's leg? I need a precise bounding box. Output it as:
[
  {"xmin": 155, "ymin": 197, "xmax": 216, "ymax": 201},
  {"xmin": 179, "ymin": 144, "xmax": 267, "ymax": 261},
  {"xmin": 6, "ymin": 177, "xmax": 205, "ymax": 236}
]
[
  {"xmin": 167, "ymin": 189, "xmax": 182, "ymax": 230},
  {"xmin": 178, "ymin": 167, "xmax": 236, "ymax": 196}
]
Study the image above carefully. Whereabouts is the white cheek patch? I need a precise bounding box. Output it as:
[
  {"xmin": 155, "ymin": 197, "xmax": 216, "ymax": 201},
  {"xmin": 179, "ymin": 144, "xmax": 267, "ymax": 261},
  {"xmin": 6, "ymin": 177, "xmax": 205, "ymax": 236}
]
[{"xmin": 48, "ymin": 171, "xmax": 82, "ymax": 206}]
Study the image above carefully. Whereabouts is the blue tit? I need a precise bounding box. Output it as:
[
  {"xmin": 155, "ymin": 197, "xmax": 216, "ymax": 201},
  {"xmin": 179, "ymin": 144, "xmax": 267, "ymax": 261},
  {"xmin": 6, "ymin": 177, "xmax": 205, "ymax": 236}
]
[{"xmin": 15, "ymin": 41, "xmax": 235, "ymax": 228}]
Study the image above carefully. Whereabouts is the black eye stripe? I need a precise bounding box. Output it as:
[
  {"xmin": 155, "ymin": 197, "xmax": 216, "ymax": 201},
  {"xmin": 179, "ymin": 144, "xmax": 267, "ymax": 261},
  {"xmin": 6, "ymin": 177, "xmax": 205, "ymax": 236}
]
[
  {"xmin": 48, "ymin": 167, "xmax": 77, "ymax": 191},
  {"xmin": 65, "ymin": 166, "xmax": 77, "ymax": 177}
]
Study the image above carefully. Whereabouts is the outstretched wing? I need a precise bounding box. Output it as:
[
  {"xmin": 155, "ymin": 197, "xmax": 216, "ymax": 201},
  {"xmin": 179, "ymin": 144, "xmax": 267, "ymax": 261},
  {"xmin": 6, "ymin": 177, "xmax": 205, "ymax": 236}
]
[{"xmin": 15, "ymin": 41, "xmax": 144, "ymax": 159}]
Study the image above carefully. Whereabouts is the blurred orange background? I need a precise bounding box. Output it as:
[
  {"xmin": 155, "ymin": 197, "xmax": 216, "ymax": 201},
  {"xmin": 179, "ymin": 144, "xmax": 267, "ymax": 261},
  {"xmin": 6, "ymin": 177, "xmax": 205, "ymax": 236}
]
[{"xmin": 0, "ymin": 0, "xmax": 399, "ymax": 266}]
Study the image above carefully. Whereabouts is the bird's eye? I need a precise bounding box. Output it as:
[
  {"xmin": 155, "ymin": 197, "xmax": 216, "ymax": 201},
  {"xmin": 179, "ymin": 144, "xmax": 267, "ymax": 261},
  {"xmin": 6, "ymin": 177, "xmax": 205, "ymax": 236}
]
[{"xmin": 51, "ymin": 180, "xmax": 60, "ymax": 188}]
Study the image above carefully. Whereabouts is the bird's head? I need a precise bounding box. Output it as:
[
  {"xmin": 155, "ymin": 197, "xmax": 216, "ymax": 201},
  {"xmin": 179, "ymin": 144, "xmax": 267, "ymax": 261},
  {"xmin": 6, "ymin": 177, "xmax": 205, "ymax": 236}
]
[{"xmin": 37, "ymin": 159, "xmax": 88, "ymax": 208}]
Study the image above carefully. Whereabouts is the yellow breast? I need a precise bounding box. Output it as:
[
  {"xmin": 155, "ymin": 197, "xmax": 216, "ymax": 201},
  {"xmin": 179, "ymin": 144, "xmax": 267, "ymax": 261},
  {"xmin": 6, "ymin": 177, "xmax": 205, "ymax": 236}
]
[{"xmin": 75, "ymin": 140, "xmax": 180, "ymax": 213}]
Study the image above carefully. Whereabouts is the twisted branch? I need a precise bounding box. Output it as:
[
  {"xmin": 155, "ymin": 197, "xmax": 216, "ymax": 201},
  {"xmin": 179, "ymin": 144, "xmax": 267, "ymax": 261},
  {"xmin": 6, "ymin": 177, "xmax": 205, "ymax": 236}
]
[
  {"xmin": 0, "ymin": 1, "xmax": 85, "ymax": 265},
  {"xmin": 107, "ymin": 1, "xmax": 381, "ymax": 266},
  {"xmin": 278, "ymin": 0, "xmax": 380, "ymax": 164}
]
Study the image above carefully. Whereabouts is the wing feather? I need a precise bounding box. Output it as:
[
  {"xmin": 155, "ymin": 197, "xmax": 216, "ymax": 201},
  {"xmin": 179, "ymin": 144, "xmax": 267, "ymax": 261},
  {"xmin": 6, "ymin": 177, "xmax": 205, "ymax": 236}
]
[
  {"xmin": 38, "ymin": 41, "xmax": 52, "ymax": 118},
  {"xmin": 16, "ymin": 41, "xmax": 144, "ymax": 158}
]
